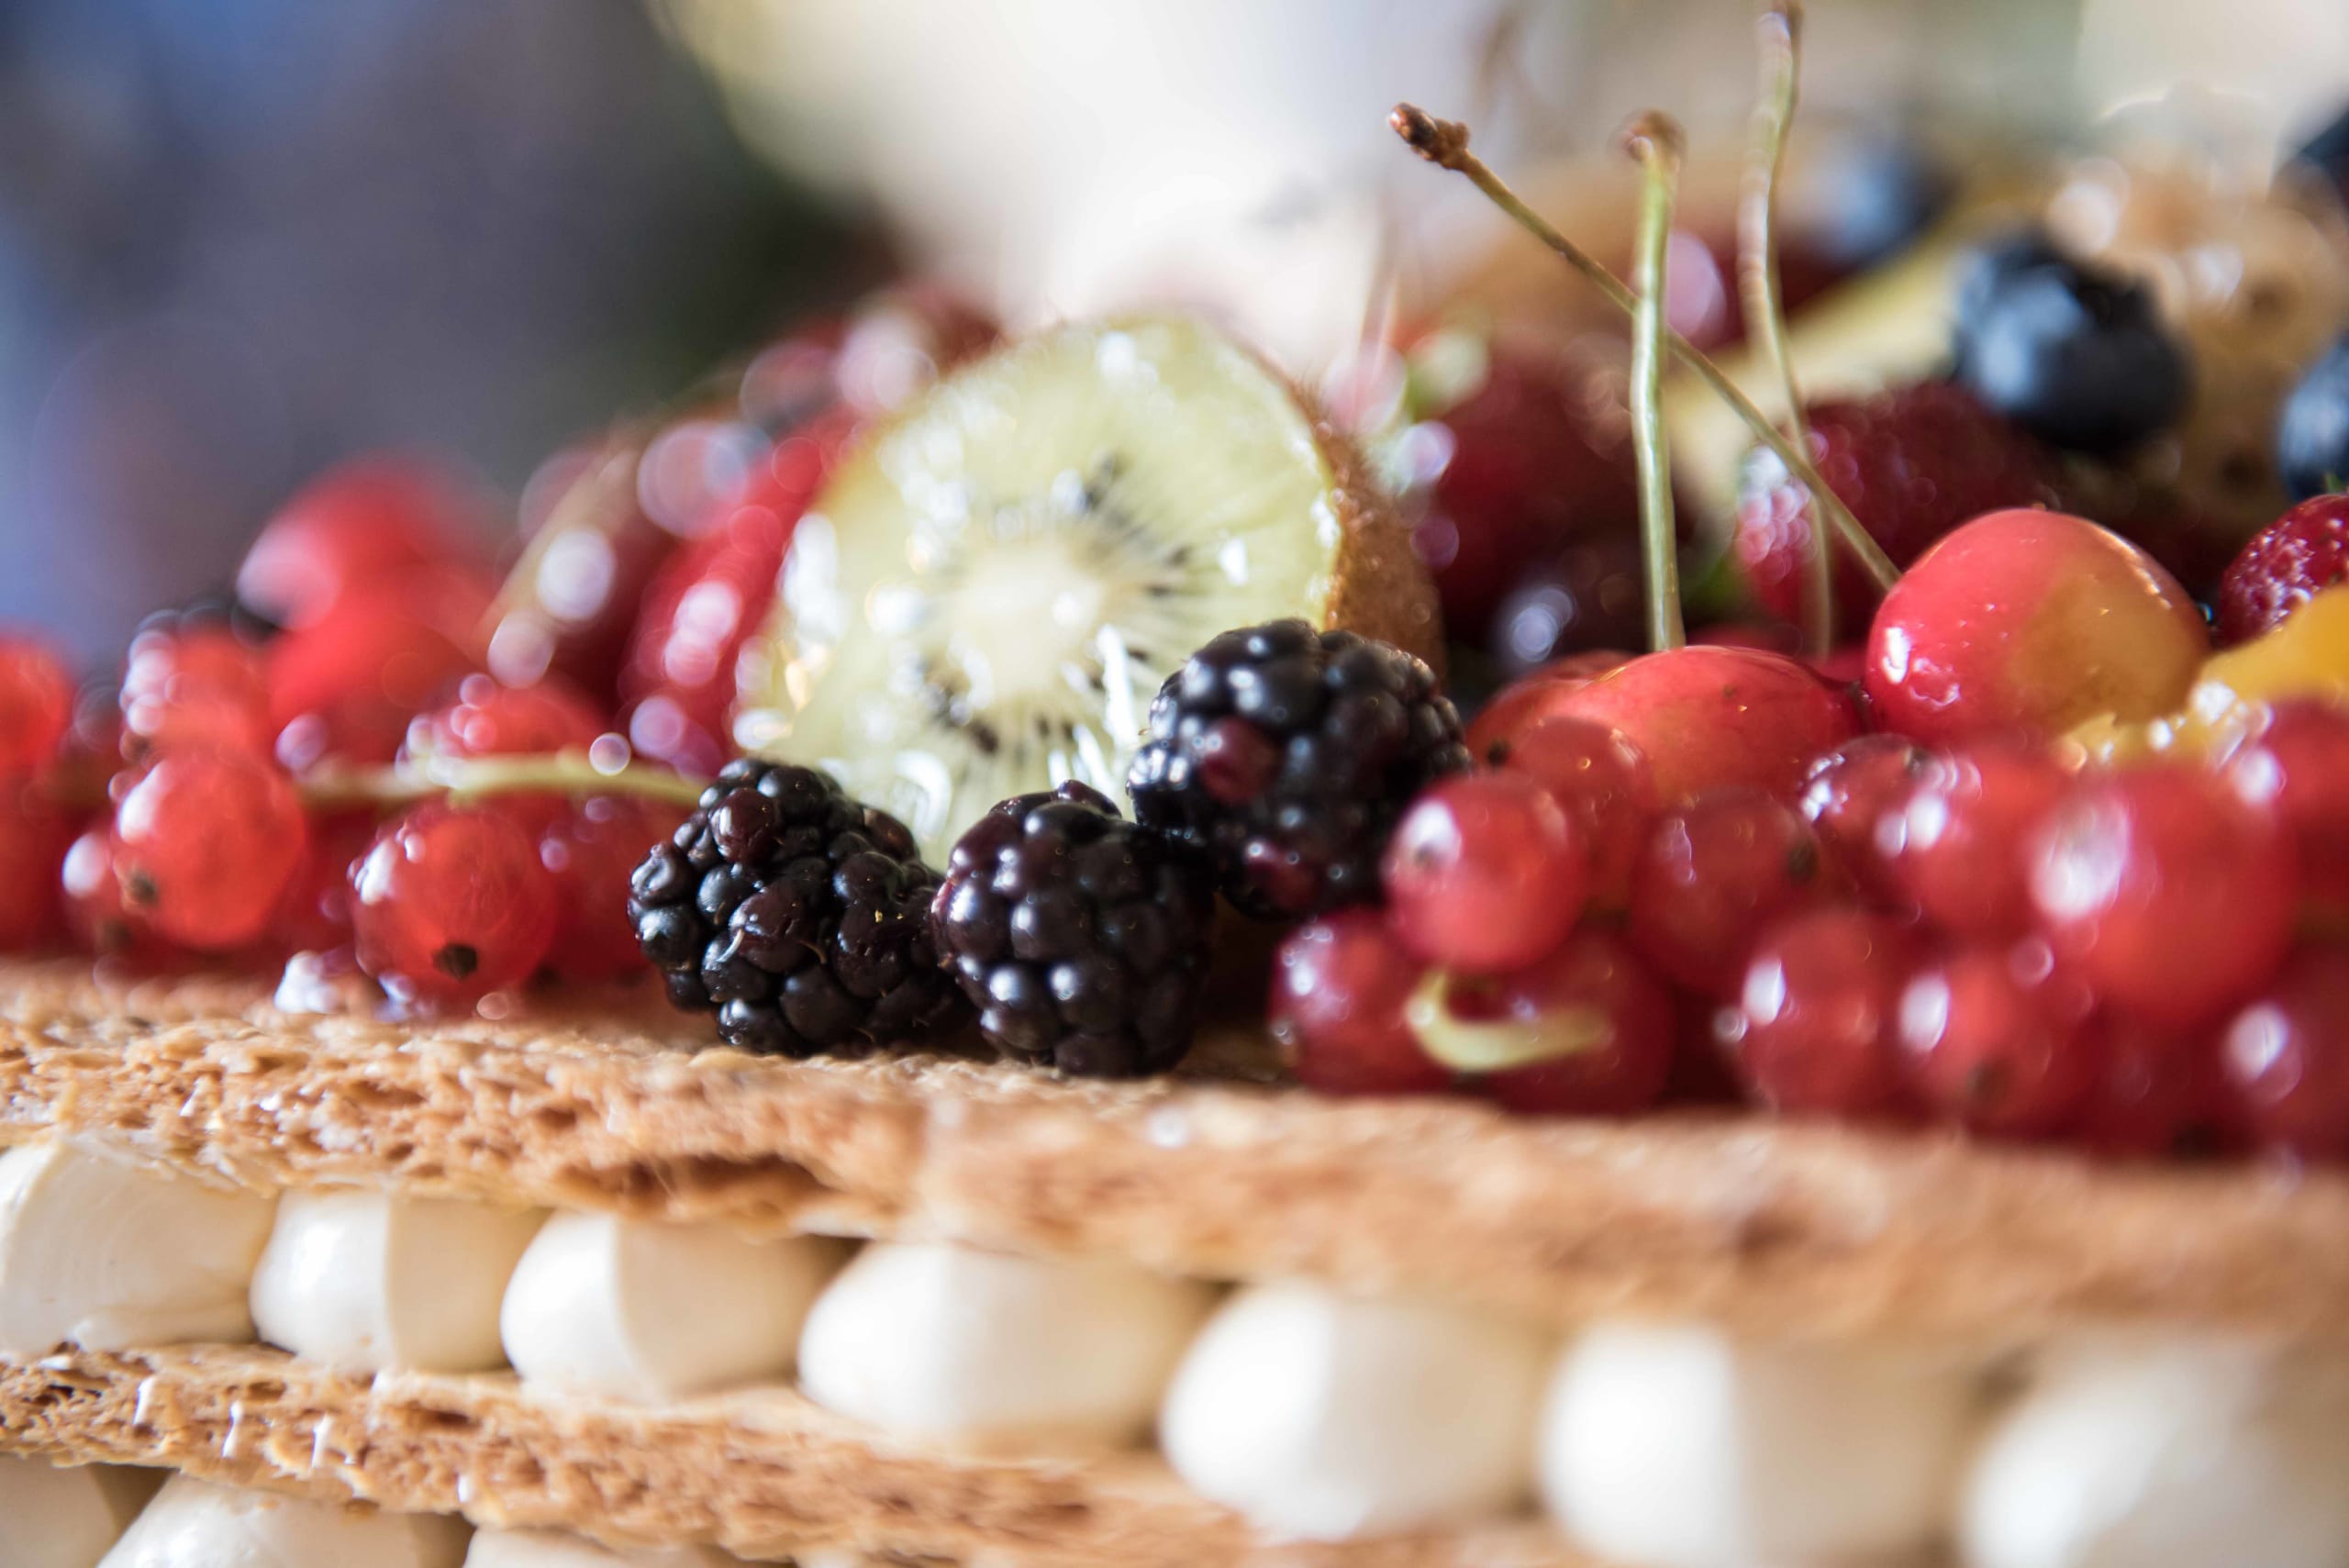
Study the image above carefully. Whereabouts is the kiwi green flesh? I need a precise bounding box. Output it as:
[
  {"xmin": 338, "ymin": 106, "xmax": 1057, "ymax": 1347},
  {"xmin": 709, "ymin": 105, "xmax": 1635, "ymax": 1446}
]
[{"xmin": 735, "ymin": 317, "xmax": 1354, "ymax": 866}]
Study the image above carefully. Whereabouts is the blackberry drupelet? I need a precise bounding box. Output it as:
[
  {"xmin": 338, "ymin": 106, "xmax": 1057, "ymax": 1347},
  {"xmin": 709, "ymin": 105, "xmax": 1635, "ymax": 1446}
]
[
  {"xmin": 629, "ymin": 758, "xmax": 965, "ymax": 1056},
  {"xmin": 1126, "ymin": 620, "xmax": 1470, "ymax": 919},
  {"xmin": 932, "ymin": 781, "xmax": 1215, "ymax": 1077}
]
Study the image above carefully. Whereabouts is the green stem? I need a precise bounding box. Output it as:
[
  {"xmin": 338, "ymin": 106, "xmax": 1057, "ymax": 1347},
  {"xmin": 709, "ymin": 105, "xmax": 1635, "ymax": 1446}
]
[
  {"xmin": 1404, "ymin": 969, "xmax": 1609, "ymax": 1073},
  {"xmin": 1623, "ymin": 114, "xmax": 1686, "ymax": 654},
  {"xmin": 1739, "ymin": 1, "xmax": 1831, "ymax": 657},
  {"xmin": 1389, "ymin": 104, "xmax": 1899, "ymax": 594},
  {"xmin": 298, "ymin": 751, "xmax": 710, "ymax": 813}
]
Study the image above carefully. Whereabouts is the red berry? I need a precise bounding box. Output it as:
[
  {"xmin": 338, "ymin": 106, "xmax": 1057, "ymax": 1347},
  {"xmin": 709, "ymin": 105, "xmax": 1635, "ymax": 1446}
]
[
  {"xmin": 1629, "ymin": 788, "xmax": 1839, "ymax": 996},
  {"xmin": 267, "ymin": 576, "xmax": 488, "ymax": 767},
  {"xmin": 351, "ymin": 803, "xmax": 559, "ymax": 1009},
  {"xmin": 238, "ymin": 456, "xmax": 488, "ymax": 630},
  {"xmin": 2219, "ymin": 943, "xmax": 2349, "ymax": 1161},
  {"xmin": 0, "ymin": 779, "xmax": 72, "ymax": 950},
  {"xmin": 1384, "ymin": 773, "xmax": 1589, "ymax": 973},
  {"xmin": 1269, "ymin": 909, "xmax": 1447, "ymax": 1095},
  {"xmin": 1477, "ymin": 931, "xmax": 1676, "ymax": 1116},
  {"xmin": 2216, "ymin": 493, "xmax": 2349, "ymax": 645},
  {"xmin": 492, "ymin": 443, "xmax": 679, "ymax": 697},
  {"xmin": 121, "ymin": 622, "xmax": 273, "ymax": 759},
  {"xmin": 2028, "ymin": 765, "xmax": 2298, "ymax": 1028},
  {"xmin": 2221, "ymin": 700, "xmax": 2349, "ymax": 920},
  {"xmin": 2075, "ymin": 1012, "xmax": 2233, "ymax": 1159},
  {"xmin": 1720, "ymin": 907, "xmax": 1919, "ymax": 1116},
  {"xmin": 1464, "ymin": 652, "xmax": 1630, "ymax": 763},
  {"xmin": 403, "ymin": 673, "xmax": 606, "ymax": 762},
  {"xmin": 1797, "ymin": 734, "xmax": 1932, "ymax": 906},
  {"xmin": 1555, "ymin": 645, "xmax": 1861, "ymax": 805},
  {"xmin": 61, "ymin": 827, "xmax": 171, "ymax": 962},
  {"xmin": 1495, "ymin": 717, "xmax": 1656, "ymax": 910},
  {"xmin": 1898, "ymin": 940, "xmax": 2099, "ymax": 1138},
  {"xmin": 111, "ymin": 750, "xmax": 309, "ymax": 951},
  {"xmin": 1879, "ymin": 743, "xmax": 2068, "ymax": 940},
  {"xmin": 0, "ymin": 636, "xmax": 75, "ymax": 774},
  {"xmin": 1735, "ymin": 382, "xmax": 2059, "ymax": 631},
  {"xmin": 539, "ymin": 795, "xmax": 686, "ymax": 982},
  {"xmin": 266, "ymin": 809, "xmax": 380, "ymax": 956}
]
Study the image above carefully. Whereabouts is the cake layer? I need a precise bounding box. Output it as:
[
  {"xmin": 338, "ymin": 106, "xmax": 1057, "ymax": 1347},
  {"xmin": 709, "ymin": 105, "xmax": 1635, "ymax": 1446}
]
[
  {"xmin": 0, "ymin": 1342, "xmax": 1583, "ymax": 1568},
  {"xmin": 4, "ymin": 961, "xmax": 2348, "ymax": 1341}
]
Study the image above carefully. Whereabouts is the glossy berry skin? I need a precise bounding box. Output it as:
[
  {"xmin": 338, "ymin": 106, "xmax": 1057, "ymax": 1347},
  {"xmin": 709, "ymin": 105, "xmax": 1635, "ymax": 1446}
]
[
  {"xmin": 1898, "ymin": 940, "xmax": 2099, "ymax": 1139},
  {"xmin": 2217, "ymin": 494, "xmax": 2349, "ymax": 644},
  {"xmin": 266, "ymin": 809, "xmax": 379, "ymax": 956},
  {"xmin": 1629, "ymin": 788, "xmax": 1839, "ymax": 997},
  {"xmin": 352, "ymin": 803, "xmax": 559, "ymax": 1010},
  {"xmin": 538, "ymin": 796, "xmax": 688, "ymax": 983},
  {"xmin": 1955, "ymin": 250, "xmax": 2192, "ymax": 455},
  {"xmin": 111, "ymin": 750, "xmax": 310, "ymax": 951},
  {"xmin": 2028, "ymin": 765, "xmax": 2298, "ymax": 1029},
  {"xmin": 2221, "ymin": 700, "xmax": 2349, "ymax": 918},
  {"xmin": 120, "ymin": 621, "xmax": 273, "ymax": 759},
  {"xmin": 1877, "ymin": 744, "xmax": 2067, "ymax": 940},
  {"xmin": 1478, "ymin": 931, "xmax": 1676, "ymax": 1116},
  {"xmin": 0, "ymin": 636, "xmax": 74, "ymax": 775},
  {"xmin": 1796, "ymin": 734, "xmax": 1931, "ymax": 908},
  {"xmin": 2075, "ymin": 1012, "xmax": 2233, "ymax": 1160},
  {"xmin": 1495, "ymin": 717, "xmax": 1656, "ymax": 911},
  {"xmin": 1555, "ymin": 646, "xmax": 1860, "ymax": 805},
  {"xmin": 267, "ymin": 577, "xmax": 488, "ymax": 768},
  {"xmin": 1463, "ymin": 652, "xmax": 1630, "ymax": 764},
  {"xmin": 0, "ymin": 780, "xmax": 72, "ymax": 950},
  {"xmin": 1734, "ymin": 382, "xmax": 2057, "ymax": 629},
  {"xmin": 237, "ymin": 456, "xmax": 487, "ymax": 630},
  {"xmin": 1269, "ymin": 908, "xmax": 1447, "ymax": 1096},
  {"xmin": 1865, "ymin": 509, "xmax": 2209, "ymax": 747},
  {"xmin": 1720, "ymin": 907, "xmax": 1919, "ymax": 1117},
  {"xmin": 61, "ymin": 828, "xmax": 171, "ymax": 963},
  {"xmin": 402, "ymin": 673, "xmax": 604, "ymax": 762},
  {"xmin": 2219, "ymin": 944, "xmax": 2349, "ymax": 1161},
  {"xmin": 2276, "ymin": 332, "xmax": 2349, "ymax": 502},
  {"xmin": 1383, "ymin": 772, "xmax": 1588, "ymax": 973}
]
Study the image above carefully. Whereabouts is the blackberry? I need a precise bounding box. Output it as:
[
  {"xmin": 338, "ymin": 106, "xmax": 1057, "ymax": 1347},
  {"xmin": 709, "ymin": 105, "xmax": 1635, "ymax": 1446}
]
[
  {"xmin": 933, "ymin": 781, "xmax": 1215, "ymax": 1077},
  {"xmin": 629, "ymin": 758, "xmax": 965, "ymax": 1056},
  {"xmin": 1126, "ymin": 620, "xmax": 1470, "ymax": 919}
]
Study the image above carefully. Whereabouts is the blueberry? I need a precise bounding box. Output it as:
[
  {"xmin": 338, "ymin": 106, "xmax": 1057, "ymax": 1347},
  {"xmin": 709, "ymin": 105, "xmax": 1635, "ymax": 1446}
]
[
  {"xmin": 1952, "ymin": 227, "xmax": 2067, "ymax": 327},
  {"xmin": 2277, "ymin": 334, "xmax": 2349, "ymax": 501},
  {"xmin": 2290, "ymin": 100, "xmax": 2349, "ymax": 205},
  {"xmin": 1798, "ymin": 134, "xmax": 1952, "ymax": 273},
  {"xmin": 1955, "ymin": 249, "xmax": 2192, "ymax": 455}
]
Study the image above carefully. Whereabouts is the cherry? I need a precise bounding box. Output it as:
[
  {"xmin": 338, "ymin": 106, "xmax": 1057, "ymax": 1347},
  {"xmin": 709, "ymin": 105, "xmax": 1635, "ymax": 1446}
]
[
  {"xmin": 1473, "ymin": 932, "xmax": 1676, "ymax": 1116},
  {"xmin": 1796, "ymin": 734, "xmax": 1932, "ymax": 907},
  {"xmin": 1629, "ymin": 788, "xmax": 1840, "ymax": 996},
  {"xmin": 539, "ymin": 795, "xmax": 687, "ymax": 982},
  {"xmin": 61, "ymin": 827, "xmax": 171, "ymax": 963},
  {"xmin": 1268, "ymin": 908, "xmax": 1448, "ymax": 1095},
  {"xmin": 2075, "ymin": 1012, "xmax": 2234, "ymax": 1159},
  {"xmin": 111, "ymin": 749, "xmax": 310, "ymax": 951},
  {"xmin": 1554, "ymin": 645, "xmax": 1860, "ymax": 804},
  {"xmin": 1383, "ymin": 772, "xmax": 1588, "ymax": 973},
  {"xmin": 1494, "ymin": 716, "xmax": 1656, "ymax": 910},
  {"xmin": 2220, "ymin": 700, "xmax": 2349, "ymax": 921},
  {"xmin": 1864, "ymin": 509, "xmax": 2209, "ymax": 747},
  {"xmin": 0, "ymin": 636, "xmax": 74, "ymax": 774},
  {"xmin": 1463, "ymin": 651, "xmax": 1630, "ymax": 763},
  {"xmin": 1719, "ymin": 906, "xmax": 1919, "ymax": 1117},
  {"xmin": 120, "ymin": 620, "xmax": 273, "ymax": 759},
  {"xmin": 2219, "ymin": 943, "xmax": 2349, "ymax": 1162},
  {"xmin": 0, "ymin": 780, "xmax": 72, "ymax": 950},
  {"xmin": 2028, "ymin": 764, "xmax": 2298, "ymax": 1028},
  {"xmin": 351, "ymin": 803, "xmax": 559, "ymax": 1010},
  {"xmin": 1898, "ymin": 940, "xmax": 2099, "ymax": 1139},
  {"xmin": 237, "ymin": 455, "xmax": 489, "ymax": 630},
  {"xmin": 1878, "ymin": 743, "xmax": 2068, "ymax": 940}
]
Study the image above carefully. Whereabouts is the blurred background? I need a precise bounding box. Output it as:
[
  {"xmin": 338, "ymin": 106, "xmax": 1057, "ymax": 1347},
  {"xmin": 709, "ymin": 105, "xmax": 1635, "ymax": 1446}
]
[{"xmin": 2, "ymin": 0, "xmax": 2345, "ymax": 662}]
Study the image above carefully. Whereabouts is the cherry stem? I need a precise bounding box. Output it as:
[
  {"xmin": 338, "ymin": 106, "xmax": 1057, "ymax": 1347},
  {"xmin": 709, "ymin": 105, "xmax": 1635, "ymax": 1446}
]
[
  {"xmin": 1739, "ymin": 1, "xmax": 1831, "ymax": 657},
  {"xmin": 1389, "ymin": 103, "xmax": 1898, "ymax": 594},
  {"xmin": 1404, "ymin": 969, "xmax": 1608, "ymax": 1073},
  {"xmin": 1623, "ymin": 114, "xmax": 1687, "ymax": 653},
  {"xmin": 298, "ymin": 751, "xmax": 710, "ymax": 813}
]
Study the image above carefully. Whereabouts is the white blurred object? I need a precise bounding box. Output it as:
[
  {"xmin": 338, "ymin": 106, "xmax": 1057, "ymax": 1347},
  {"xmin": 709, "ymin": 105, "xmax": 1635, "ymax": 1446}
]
[
  {"xmin": 98, "ymin": 1474, "xmax": 469, "ymax": 1568},
  {"xmin": 464, "ymin": 1528, "xmax": 740, "ymax": 1567},
  {"xmin": 0, "ymin": 1458, "xmax": 158, "ymax": 1568}
]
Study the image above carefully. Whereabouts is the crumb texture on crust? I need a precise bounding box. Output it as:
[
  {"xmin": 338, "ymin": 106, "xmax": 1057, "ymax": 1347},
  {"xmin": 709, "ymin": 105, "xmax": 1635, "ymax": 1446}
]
[
  {"xmin": 5, "ymin": 960, "xmax": 2349, "ymax": 1341},
  {"xmin": 0, "ymin": 1342, "xmax": 1586, "ymax": 1568}
]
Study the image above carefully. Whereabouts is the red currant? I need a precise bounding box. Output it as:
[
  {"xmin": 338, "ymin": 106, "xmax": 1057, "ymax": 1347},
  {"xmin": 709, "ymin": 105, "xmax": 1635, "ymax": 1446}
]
[
  {"xmin": 111, "ymin": 750, "xmax": 308, "ymax": 951},
  {"xmin": 1797, "ymin": 734, "xmax": 1931, "ymax": 907},
  {"xmin": 539, "ymin": 795, "xmax": 686, "ymax": 982},
  {"xmin": 351, "ymin": 803, "xmax": 559, "ymax": 1010},
  {"xmin": 402, "ymin": 673, "xmax": 605, "ymax": 762},
  {"xmin": 1898, "ymin": 939, "xmax": 2099, "ymax": 1138},
  {"xmin": 120, "ymin": 621, "xmax": 273, "ymax": 759},
  {"xmin": 2219, "ymin": 943, "xmax": 2349, "ymax": 1162},
  {"xmin": 61, "ymin": 827, "xmax": 171, "ymax": 963},
  {"xmin": 1476, "ymin": 931, "xmax": 1676, "ymax": 1116},
  {"xmin": 2028, "ymin": 765, "xmax": 2298, "ymax": 1028},
  {"xmin": 2075, "ymin": 1012, "xmax": 2234, "ymax": 1159},
  {"xmin": 1880, "ymin": 743, "xmax": 2067, "ymax": 940},
  {"xmin": 2221, "ymin": 700, "xmax": 2349, "ymax": 922},
  {"xmin": 0, "ymin": 779, "xmax": 72, "ymax": 949},
  {"xmin": 237, "ymin": 456, "xmax": 488, "ymax": 630},
  {"xmin": 1384, "ymin": 772, "xmax": 1589, "ymax": 973},
  {"xmin": 1269, "ymin": 909, "xmax": 1447, "ymax": 1095},
  {"xmin": 1720, "ymin": 907, "xmax": 1919, "ymax": 1117},
  {"xmin": 0, "ymin": 635, "xmax": 75, "ymax": 774},
  {"xmin": 266, "ymin": 808, "xmax": 381, "ymax": 956},
  {"xmin": 1495, "ymin": 716, "xmax": 1655, "ymax": 910},
  {"xmin": 267, "ymin": 575, "xmax": 488, "ymax": 768},
  {"xmin": 1629, "ymin": 788, "xmax": 1840, "ymax": 996}
]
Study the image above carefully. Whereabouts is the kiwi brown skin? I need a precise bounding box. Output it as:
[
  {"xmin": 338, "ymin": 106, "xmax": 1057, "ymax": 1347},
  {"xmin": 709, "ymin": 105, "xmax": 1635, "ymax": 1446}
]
[{"xmin": 1308, "ymin": 403, "xmax": 1447, "ymax": 674}]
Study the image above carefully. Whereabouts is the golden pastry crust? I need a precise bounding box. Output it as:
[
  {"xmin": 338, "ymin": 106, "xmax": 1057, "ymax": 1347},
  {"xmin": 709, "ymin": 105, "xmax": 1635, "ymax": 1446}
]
[
  {"xmin": 0, "ymin": 1342, "xmax": 1585, "ymax": 1568},
  {"xmin": 4, "ymin": 959, "xmax": 2347, "ymax": 1343}
]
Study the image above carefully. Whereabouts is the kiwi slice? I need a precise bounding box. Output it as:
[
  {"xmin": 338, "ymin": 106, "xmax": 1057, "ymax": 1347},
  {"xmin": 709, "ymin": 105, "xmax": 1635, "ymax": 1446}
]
[{"xmin": 734, "ymin": 316, "xmax": 1437, "ymax": 864}]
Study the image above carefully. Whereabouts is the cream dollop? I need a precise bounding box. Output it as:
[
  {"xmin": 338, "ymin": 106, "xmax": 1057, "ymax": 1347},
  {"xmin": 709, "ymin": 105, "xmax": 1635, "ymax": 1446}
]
[
  {"xmin": 97, "ymin": 1474, "xmax": 469, "ymax": 1568},
  {"xmin": 251, "ymin": 1190, "xmax": 543, "ymax": 1374},
  {"xmin": 1540, "ymin": 1320, "xmax": 1982, "ymax": 1568},
  {"xmin": 1960, "ymin": 1340, "xmax": 2349, "ymax": 1568},
  {"xmin": 0, "ymin": 1139, "xmax": 276, "ymax": 1356},
  {"xmin": 0, "ymin": 1458, "xmax": 158, "ymax": 1568},
  {"xmin": 1158, "ymin": 1280, "xmax": 1549, "ymax": 1540},
  {"xmin": 462, "ymin": 1527, "xmax": 740, "ymax": 1566},
  {"xmin": 796, "ymin": 1240, "xmax": 1212, "ymax": 1450},
  {"xmin": 500, "ymin": 1211, "xmax": 840, "ymax": 1403}
]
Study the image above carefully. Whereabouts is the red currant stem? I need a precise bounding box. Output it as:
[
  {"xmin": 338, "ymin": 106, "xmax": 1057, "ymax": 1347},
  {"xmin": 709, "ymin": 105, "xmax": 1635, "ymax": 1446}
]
[
  {"xmin": 1738, "ymin": 1, "xmax": 1831, "ymax": 658},
  {"xmin": 1389, "ymin": 104, "xmax": 1899, "ymax": 594},
  {"xmin": 297, "ymin": 751, "xmax": 709, "ymax": 812},
  {"xmin": 1403, "ymin": 969, "xmax": 1608, "ymax": 1073},
  {"xmin": 1623, "ymin": 113, "xmax": 1687, "ymax": 654}
]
